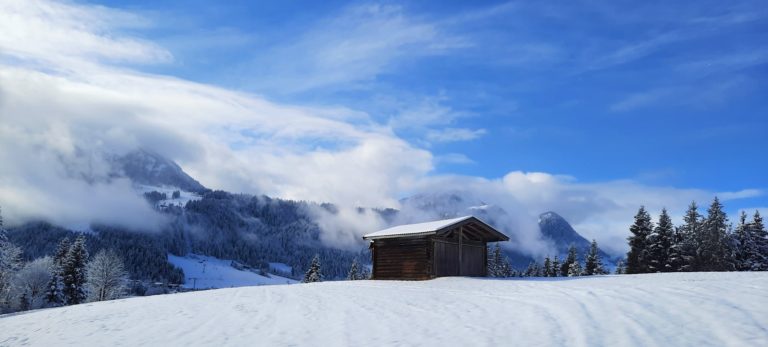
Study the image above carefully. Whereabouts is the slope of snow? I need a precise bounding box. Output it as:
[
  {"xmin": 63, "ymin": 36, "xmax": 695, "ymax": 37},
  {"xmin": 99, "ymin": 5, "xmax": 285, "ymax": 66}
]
[
  {"xmin": 136, "ymin": 185, "xmax": 201, "ymax": 207},
  {"xmin": 167, "ymin": 254, "xmax": 296, "ymax": 289},
  {"xmin": 1, "ymin": 272, "xmax": 766, "ymax": 347}
]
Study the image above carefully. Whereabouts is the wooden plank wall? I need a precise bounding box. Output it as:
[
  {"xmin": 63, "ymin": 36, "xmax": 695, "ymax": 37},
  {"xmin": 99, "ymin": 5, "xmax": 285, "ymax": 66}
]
[
  {"xmin": 460, "ymin": 244, "xmax": 485, "ymax": 276},
  {"xmin": 373, "ymin": 237, "xmax": 430, "ymax": 280},
  {"xmin": 433, "ymin": 239, "xmax": 459, "ymax": 277}
]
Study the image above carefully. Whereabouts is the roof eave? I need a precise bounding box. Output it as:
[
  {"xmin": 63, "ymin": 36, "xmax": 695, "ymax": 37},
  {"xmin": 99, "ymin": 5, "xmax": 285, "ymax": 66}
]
[{"xmin": 362, "ymin": 231, "xmax": 437, "ymax": 240}]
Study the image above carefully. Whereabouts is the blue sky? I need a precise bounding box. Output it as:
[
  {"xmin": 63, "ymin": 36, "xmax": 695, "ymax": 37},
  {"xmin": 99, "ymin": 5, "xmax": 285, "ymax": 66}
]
[
  {"xmin": 0, "ymin": 0, "xmax": 765, "ymax": 248},
  {"xmin": 101, "ymin": 0, "xmax": 767, "ymax": 208}
]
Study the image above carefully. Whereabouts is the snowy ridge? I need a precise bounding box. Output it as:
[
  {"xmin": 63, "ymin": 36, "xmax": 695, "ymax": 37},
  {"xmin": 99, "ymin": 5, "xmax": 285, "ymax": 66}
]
[{"xmin": 1, "ymin": 272, "xmax": 765, "ymax": 346}]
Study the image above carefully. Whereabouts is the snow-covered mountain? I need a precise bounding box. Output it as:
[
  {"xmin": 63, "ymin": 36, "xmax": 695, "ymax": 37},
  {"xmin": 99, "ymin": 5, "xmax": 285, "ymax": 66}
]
[
  {"xmin": 398, "ymin": 192, "xmax": 613, "ymax": 267},
  {"xmin": 110, "ymin": 149, "xmax": 207, "ymax": 193},
  {"xmin": 538, "ymin": 211, "xmax": 612, "ymax": 260}
]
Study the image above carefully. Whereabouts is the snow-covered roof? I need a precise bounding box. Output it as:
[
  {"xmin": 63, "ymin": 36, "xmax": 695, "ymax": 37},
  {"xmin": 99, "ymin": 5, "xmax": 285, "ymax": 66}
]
[{"xmin": 363, "ymin": 216, "xmax": 473, "ymax": 240}]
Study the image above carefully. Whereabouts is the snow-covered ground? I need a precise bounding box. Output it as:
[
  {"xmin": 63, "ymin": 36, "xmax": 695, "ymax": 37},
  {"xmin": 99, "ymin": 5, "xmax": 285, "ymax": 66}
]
[
  {"xmin": 1, "ymin": 272, "xmax": 766, "ymax": 347},
  {"xmin": 168, "ymin": 254, "xmax": 296, "ymax": 289}
]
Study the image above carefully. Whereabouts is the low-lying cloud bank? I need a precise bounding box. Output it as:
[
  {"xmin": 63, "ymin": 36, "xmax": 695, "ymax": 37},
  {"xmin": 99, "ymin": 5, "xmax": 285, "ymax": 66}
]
[{"xmin": 0, "ymin": 0, "xmax": 762, "ymax": 256}]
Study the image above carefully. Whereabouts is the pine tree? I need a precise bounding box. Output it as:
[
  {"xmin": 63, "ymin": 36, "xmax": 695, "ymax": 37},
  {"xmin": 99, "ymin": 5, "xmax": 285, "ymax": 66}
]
[
  {"xmin": 736, "ymin": 211, "xmax": 768, "ymax": 271},
  {"xmin": 500, "ymin": 257, "xmax": 513, "ymax": 277},
  {"xmin": 0, "ymin": 217, "xmax": 23, "ymax": 311},
  {"xmin": 698, "ymin": 197, "xmax": 733, "ymax": 271},
  {"xmin": 750, "ymin": 211, "xmax": 768, "ymax": 271},
  {"xmin": 583, "ymin": 239, "xmax": 606, "ymax": 275},
  {"xmin": 733, "ymin": 211, "xmax": 754, "ymax": 271},
  {"xmin": 347, "ymin": 258, "xmax": 361, "ymax": 280},
  {"xmin": 673, "ymin": 201, "xmax": 703, "ymax": 271},
  {"xmin": 626, "ymin": 206, "xmax": 653, "ymax": 274},
  {"xmin": 567, "ymin": 261, "xmax": 582, "ymax": 277},
  {"xmin": 614, "ymin": 259, "xmax": 626, "ymax": 274},
  {"xmin": 551, "ymin": 256, "xmax": 560, "ymax": 277},
  {"xmin": 46, "ymin": 238, "xmax": 70, "ymax": 305},
  {"xmin": 524, "ymin": 261, "xmax": 537, "ymax": 277},
  {"xmin": 302, "ymin": 254, "xmax": 323, "ymax": 283},
  {"xmin": 561, "ymin": 244, "xmax": 578, "ymax": 277},
  {"xmin": 62, "ymin": 235, "xmax": 88, "ymax": 305},
  {"xmin": 490, "ymin": 243, "xmax": 505, "ymax": 277},
  {"xmin": 647, "ymin": 208, "xmax": 674, "ymax": 272},
  {"xmin": 543, "ymin": 256, "xmax": 552, "ymax": 277}
]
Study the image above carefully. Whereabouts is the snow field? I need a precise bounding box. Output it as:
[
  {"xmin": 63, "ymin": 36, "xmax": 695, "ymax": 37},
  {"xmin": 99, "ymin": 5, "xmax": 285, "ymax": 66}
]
[{"xmin": 0, "ymin": 272, "xmax": 766, "ymax": 347}]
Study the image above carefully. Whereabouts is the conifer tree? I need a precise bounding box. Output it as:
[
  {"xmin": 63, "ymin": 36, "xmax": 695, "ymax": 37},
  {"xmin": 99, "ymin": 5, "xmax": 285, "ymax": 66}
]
[
  {"xmin": 736, "ymin": 211, "xmax": 768, "ymax": 271},
  {"xmin": 524, "ymin": 261, "xmax": 537, "ymax": 277},
  {"xmin": 674, "ymin": 201, "xmax": 703, "ymax": 271},
  {"xmin": 583, "ymin": 239, "xmax": 606, "ymax": 275},
  {"xmin": 751, "ymin": 211, "xmax": 768, "ymax": 270},
  {"xmin": 62, "ymin": 235, "xmax": 88, "ymax": 305},
  {"xmin": 543, "ymin": 256, "xmax": 552, "ymax": 277},
  {"xmin": 488, "ymin": 243, "xmax": 505, "ymax": 277},
  {"xmin": 698, "ymin": 197, "xmax": 733, "ymax": 271},
  {"xmin": 302, "ymin": 254, "xmax": 323, "ymax": 283},
  {"xmin": 626, "ymin": 206, "xmax": 653, "ymax": 274},
  {"xmin": 614, "ymin": 259, "xmax": 626, "ymax": 274},
  {"xmin": 347, "ymin": 258, "xmax": 361, "ymax": 280},
  {"xmin": 733, "ymin": 211, "xmax": 754, "ymax": 271},
  {"xmin": 46, "ymin": 238, "xmax": 70, "ymax": 305},
  {"xmin": 561, "ymin": 244, "xmax": 578, "ymax": 277},
  {"xmin": 647, "ymin": 208, "xmax": 674, "ymax": 272},
  {"xmin": 567, "ymin": 261, "xmax": 582, "ymax": 277},
  {"xmin": 551, "ymin": 256, "xmax": 560, "ymax": 277}
]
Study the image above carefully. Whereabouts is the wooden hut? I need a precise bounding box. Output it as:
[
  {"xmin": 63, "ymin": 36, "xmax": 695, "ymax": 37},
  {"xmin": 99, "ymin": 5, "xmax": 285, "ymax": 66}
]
[{"xmin": 362, "ymin": 216, "xmax": 509, "ymax": 280}]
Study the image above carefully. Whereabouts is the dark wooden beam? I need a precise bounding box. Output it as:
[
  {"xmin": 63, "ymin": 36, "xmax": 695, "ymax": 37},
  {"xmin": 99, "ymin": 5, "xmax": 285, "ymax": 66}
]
[{"xmin": 458, "ymin": 225, "xmax": 463, "ymax": 276}]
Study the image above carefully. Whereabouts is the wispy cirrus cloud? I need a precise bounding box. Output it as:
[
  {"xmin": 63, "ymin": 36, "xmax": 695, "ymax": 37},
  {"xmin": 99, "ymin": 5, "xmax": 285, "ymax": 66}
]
[
  {"xmin": 244, "ymin": 4, "xmax": 468, "ymax": 93},
  {"xmin": 426, "ymin": 128, "xmax": 487, "ymax": 143}
]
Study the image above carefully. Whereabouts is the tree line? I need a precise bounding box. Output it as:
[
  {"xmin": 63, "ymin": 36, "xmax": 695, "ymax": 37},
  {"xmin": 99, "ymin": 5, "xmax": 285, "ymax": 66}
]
[
  {"xmin": 1, "ymin": 210, "xmax": 128, "ymax": 313},
  {"xmin": 625, "ymin": 197, "xmax": 767, "ymax": 274},
  {"xmin": 486, "ymin": 240, "xmax": 608, "ymax": 278}
]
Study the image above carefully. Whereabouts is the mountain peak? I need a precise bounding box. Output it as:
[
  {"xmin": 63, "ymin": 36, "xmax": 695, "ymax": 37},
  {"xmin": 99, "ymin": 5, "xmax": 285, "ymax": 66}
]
[{"xmin": 111, "ymin": 149, "xmax": 207, "ymax": 193}]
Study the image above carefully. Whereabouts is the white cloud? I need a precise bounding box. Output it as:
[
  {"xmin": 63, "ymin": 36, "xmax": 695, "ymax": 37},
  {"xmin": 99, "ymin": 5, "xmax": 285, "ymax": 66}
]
[{"xmin": 426, "ymin": 128, "xmax": 487, "ymax": 143}]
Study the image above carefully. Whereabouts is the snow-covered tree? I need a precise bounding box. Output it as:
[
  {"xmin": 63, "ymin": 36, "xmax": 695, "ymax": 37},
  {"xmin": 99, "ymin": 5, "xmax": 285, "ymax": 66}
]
[
  {"xmin": 750, "ymin": 211, "xmax": 768, "ymax": 270},
  {"xmin": 62, "ymin": 235, "xmax": 88, "ymax": 305},
  {"xmin": 647, "ymin": 208, "xmax": 674, "ymax": 272},
  {"xmin": 46, "ymin": 238, "xmax": 70, "ymax": 306},
  {"xmin": 12, "ymin": 257, "xmax": 52, "ymax": 311},
  {"xmin": 567, "ymin": 261, "xmax": 582, "ymax": 277},
  {"xmin": 614, "ymin": 259, "xmax": 626, "ymax": 274},
  {"xmin": 543, "ymin": 256, "xmax": 552, "ymax": 277},
  {"xmin": 487, "ymin": 243, "xmax": 507, "ymax": 277},
  {"xmin": 734, "ymin": 211, "xmax": 768, "ymax": 271},
  {"xmin": 583, "ymin": 239, "xmax": 606, "ymax": 275},
  {"xmin": 551, "ymin": 256, "xmax": 560, "ymax": 277},
  {"xmin": 670, "ymin": 201, "xmax": 703, "ymax": 272},
  {"xmin": 347, "ymin": 258, "xmax": 363, "ymax": 280},
  {"xmin": 86, "ymin": 250, "xmax": 127, "ymax": 302},
  {"xmin": 698, "ymin": 197, "xmax": 733, "ymax": 271},
  {"xmin": 626, "ymin": 206, "xmax": 653, "ymax": 274},
  {"xmin": 302, "ymin": 254, "xmax": 323, "ymax": 283},
  {"xmin": 561, "ymin": 244, "xmax": 578, "ymax": 277},
  {"xmin": 524, "ymin": 261, "xmax": 538, "ymax": 277},
  {"xmin": 0, "ymin": 224, "xmax": 23, "ymax": 311}
]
